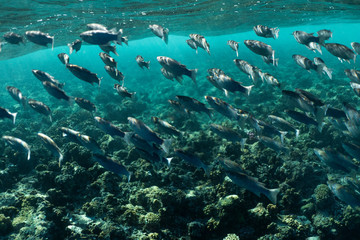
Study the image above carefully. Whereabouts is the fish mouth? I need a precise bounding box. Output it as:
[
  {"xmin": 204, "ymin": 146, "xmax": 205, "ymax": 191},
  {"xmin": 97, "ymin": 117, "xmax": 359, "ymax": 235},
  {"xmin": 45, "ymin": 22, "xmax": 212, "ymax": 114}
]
[{"xmin": 156, "ymin": 56, "xmax": 164, "ymax": 62}]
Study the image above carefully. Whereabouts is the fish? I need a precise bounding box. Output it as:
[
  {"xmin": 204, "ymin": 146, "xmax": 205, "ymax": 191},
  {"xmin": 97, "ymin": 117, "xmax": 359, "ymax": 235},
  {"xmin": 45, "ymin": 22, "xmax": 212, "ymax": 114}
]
[
  {"xmin": 317, "ymin": 29, "xmax": 332, "ymax": 42},
  {"xmin": 135, "ymin": 147, "xmax": 172, "ymax": 168},
  {"xmin": 114, "ymin": 84, "xmax": 135, "ymax": 99},
  {"xmin": 324, "ymin": 43, "xmax": 356, "ymax": 63},
  {"xmin": 261, "ymin": 56, "xmax": 279, "ymax": 67},
  {"xmin": 31, "ymin": 69, "xmax": 65, "ymax": 88},
  {"xmin": 345, "ymin": 69, "xmax": 360, "ymax": 83},
  {"xmin": 99, "ymin": 52, "xmax": 117, "ymax": 68},
  {"xmin": 210, "ymin": 124, "xmax": 246, "ymax": 149},
  {"xmin": 244, "ymin": 40, "xmax": 275, "ymax": 65},
  {"xmin": 253, "ymin": 25, "xmax": 279, "ymax": 39},
  {"xmin": 260, "ymin": 72, "xmax": 280, "ymax": 88},
  {"xmin": 60, "ymin": 127, "xmax": 82, "ymax": 144},
  {"xmin": 42, "ymin": 81, "xmax": 71, "ymax": 103},
  {"xmin": 99, "ymin": 43, "xmax": 119, "ymax": 56},
  {"xmin": 328, "ymin": 181, "xmax": 360, "ymax": 208},
  {"xmin": 225, "ymin": 170, "xmax": 280, "ymax": 204},
  {"xmin": 105, "ymin": 66, "xmax": 124, "ymax": 82},
  {"xmin": 174, "ymin": 149, "xmax": 211, "ymax": 176},
  {"xmin": 2, "ymin": 136, "xmax": 31, "ymax": 160},
  {"xmin": 258, "ymin": 120, "xmax": 287, "ymax": 144},
  {"xmin": 268, "ymin": 115, "xmax": 300, "ymax": 138},
  {"xmin": 3, "ymin": 32, "xmax": 25, "ymax": 45},
  {"xmin": 189, "ymin": 34, "xmax": 210, "ymax": 55},
  {"xmin": 313, "ymin": 57, "xmax": 333, "ymax": 79},
  {"xmin": 135, "ymin": 55, "xmax": 150, "ymax": 69},
  {"xmin": 37, "ymin": 133, "xmax": 63, "ymax": 167},
  {"xmin": 314, "ymin": 148, "xmax": 358, "ymax": 173},
  {"xmin": 124, "ymin": 132, "xmax": 166, "ymax": 158},
  {"xmin": 351, "ymin": 42, "xmax": 360, "ymax": 55},
  {"xmin": 66, "ymin": 64, "xmax": 102, "ymax": 87},
  {"xmin": 176, "ymin": 95, "xmax": 212, "ymax": 119},
  {"xmin": 149, "ymin": 24, "xmax": 169, "ymax": 44},
  {"xmin": 57, "ymin": 53, "xmax": 69, "ymax": 65},
  {"xmin": 285, "ymin": 109, "xmax": 322, "ymax": 132},
  {"xmin": 27, "ymin": 99, "xmax": 52, "ymax": 122},
  {"xmin": 295, "ymin": 89, "xmax": 324, "ymax": 107},
  {"xmin": 151, "ymin": 117, "xmax": 181, "ymax": 137},
  {"xmin": 186, "ymin": 39, "xmax": 198, "ymax": 53},
  {"xmin": 6, "ymin": 86, "xmax": 26, "ymax": 107},
  {"xmin": 292, "ymin": 31, "xmax": 322, "ymax": 53},
  {"xmin": 0, "ymin": 107, "xmax": 17, "ymax": 124},
  {"xmin": 160, "ymin": 68, "xmax": 178, "ymax": 83},
  {"xmin": 204, "ymin": 96, "xmax": 248, "ymax": 123},
  {"xmin": 92, "ymin": 154, "xmax": 131, "ymax": 182},
  {"xmin": 227, "ymin": 40, "xmax": 240, "ymax": 57},
  {"xmin": 87, "ymin": 23, "xmax": 108, "ymax": 31},
  {"xmin": 168, "ymin": 100, "xmax": 189, "ymax": 116},
  {"xmin": 61, "ymin": 127, "xmax": 102, "ymax": 154},
  {"xmin": 233, "ymin": 59, "xmax": 262, "ymax": 84},
  {"xmin": 128, "ymin": 117, "xmax": 171, "ymax": 153},
  {"xmin": 342, "ymin": 142, "xmax": 360, "ymax": 161},
  {"xmin": 75, "ymin": 97, "xmax": 97, "ymax": 113},
  {"xmin": 80, "ymin": 29, "xmax": 123, "ymax": 45},
  {"xmin": 258, "ymin": 135, "xmax": 289, "ymax": 154},
  {"xmin": 68, "ymin": 39, "xmax": 82, "ymax": 54},
  {"xmin": 25, "ymin": 31, "xmax": 54, "ymax": 49},
  {"xmin": 207, "ymin": 69, "xmax": 254, "ymax": 97},
  {"xmin": 326, "ymin": 107, "xmax": 347, "ymax": 119},
  {"xmin": 218, "ymin": 158, "xmax": 247, "ymax": 174},
  {"xmin": 292, "ymin": 55, "xmax": 317, "ymax": 72},
  {"xmin": 157, "ymin": 56, "xmax": 197, "ymax": 86},
  {"xmin": 350, "ymin": 82, "xmax": 360, "ymax": 97},
  {"xmin": 94, "ymin": 116, "xmax": 125, "ymax": 138}
]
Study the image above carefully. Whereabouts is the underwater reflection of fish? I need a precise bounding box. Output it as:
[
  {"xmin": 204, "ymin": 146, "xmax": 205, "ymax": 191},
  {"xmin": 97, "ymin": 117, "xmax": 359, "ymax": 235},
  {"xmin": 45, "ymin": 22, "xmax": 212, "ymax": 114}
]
[
  {"xmin": 25, "ymin": 31, "xmax": 54, "ymax": 50},
  {"xmin": 68, "ymin": 39, "xmax": 82, "ymax": 54},
  {"xmin": 2, "ymin": 135, "xmax": 31, "ymax": 160}
]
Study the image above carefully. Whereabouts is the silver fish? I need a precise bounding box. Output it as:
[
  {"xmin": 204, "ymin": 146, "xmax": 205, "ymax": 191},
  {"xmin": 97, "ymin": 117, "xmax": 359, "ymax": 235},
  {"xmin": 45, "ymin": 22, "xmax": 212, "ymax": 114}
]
[
  {"xmin": 351, "ymin": 42, "xmax": 360, "ymax": 55},
  {"xmin": 259, "ymin": 136, "xmax": 289, "ymax": 154},
  {"xmin": 66, "ymin": 64, "xmax": 102, "ymax": 87},
  {"xmin": 99, "ymin": 43, "xmax": 118, "ymax": 56},
  {"xmin": 105, "ymin": 66, "xmax": 124, "ymax": 82},
  {"xmin": 87, "ymin": 23, "xmax": 108, "ymax": 31},
  {"xmin": 3, "ymin": 32, "xmax": 25, "ymax": 45},
  {"xmin": 314, "ymin": 148, "xmax": 358, "ymax": 173},
  {"xmin": 176, "ymin": 95, "xmax": 212, "ymax": 119},
  {"xmin": 151, "ymin": 117, "xmax": 181, "ymax": 137},
  {"xmin": 244, "ymin": 40, "xmax": 275, "ymax": 64},
  {"xmin": 328, "ymin": 181, "xmax": 360, "ymax": 208},
  {"xmin": 253, "ymin": 25, "xmax": 279, "ymax": 39},
  {"xmin": 0, "ymin": 107, "xmax": 17, "ymax": 124},
  {"xmin": 292, "ymin": 31, "xmax": 322, "ymax": 53},
  {"xmin": 268, "ymin": 115, "xmax": 299, "ymax": 138},
  {"xmin": 325, "ymin": 43, "xmax": 356, "ymax": 63},
  {"xmin": 136, "ymin": 55, "xmax": 150, "ymax": 69},
  {"xmin": 42, "ymin": 81, "xmax": 71, "ymax": 103},
  {"xmin": 57, "ymin": 53, "xmax": 69, "ymax": 65},
  {"xmin": 92, "ymin": 154, "xmax": 131, "ymax": 182},
  {"xmin": 94, "ymin": 116, "xmax": 125, "ymax": 138},
  {"xmin": 174, "ymin": 149, "xmax": 211, "ymax": 176},
  {"xmin": 114, "ymin": 84, "xmax": 135, "ymax": 99},
  {"xmin": 189, "ymin": 34, "xmax": 210, "ymax": 55},
  {"xmin": 345, "ymin": 69, "xmax": 360, "ymax": 83},
  {"xmin": 149, "ymin": 24, "xmax": 169, "ymax": 44},
  {"xmin": 99, "ymin": 52, "xmax": 117, "ymax": 68},
  {"xmin": 80, "ymin": 29, "xmax": 123, "ymax": 45},
  {"xmin": 27, "ymin": 99, "xmax": 52, "ymax": 122},
  {"xmin": 186, "ymin": 39, "xmax": 198, "ymax": 54},
  {"xmin": 260, "ymin": 72, "xmax": 280, "ymax": 88},
  {"xmin": 6, "ymin": 86, "xmax": 26, "ymax": 107},
  {"xmin": 31, "ymin": 70, "xmax": 65, "ymax": 88},
  {"xmin": 37, "ymin": 133, "xmax": 63, "ymax": 167},
  {"xmin": 210, "ymin": 124, "xmax": 246, "ymax": 149},
  {"xmin": 2, "ymin": 135, "xmax": 30, "ymax": 160},
  {"xmin": 233, "ymin": 59, "xmax": 261, "ymax": 84},
  {"xmin": 25, "ymin": 31, "xmax": 54, "ymax": 50},
  {"xmin": 67, "ymin": 39, "xmax": 82, "ymax": 54},
  {"xmin": 75, "ymin": 97, "xmax": 97, "ymax": 112},
  {"xmin": 227, "ymin": 40, "xmax": 239, "ymax": 57}
]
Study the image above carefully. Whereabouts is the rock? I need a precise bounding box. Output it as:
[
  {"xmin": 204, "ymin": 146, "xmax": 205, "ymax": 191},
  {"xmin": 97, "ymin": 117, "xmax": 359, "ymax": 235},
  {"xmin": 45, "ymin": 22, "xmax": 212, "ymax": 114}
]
[{"xmin": 0, "ymin": 214, "xmax": 12, "ymax": 235}]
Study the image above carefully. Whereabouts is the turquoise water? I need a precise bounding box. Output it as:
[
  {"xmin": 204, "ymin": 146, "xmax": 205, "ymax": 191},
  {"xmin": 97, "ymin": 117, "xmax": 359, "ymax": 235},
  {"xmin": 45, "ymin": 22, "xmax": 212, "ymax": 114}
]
[{"xmin": 1, "ymin": 2, "xmax": 360, "ymax": 239}]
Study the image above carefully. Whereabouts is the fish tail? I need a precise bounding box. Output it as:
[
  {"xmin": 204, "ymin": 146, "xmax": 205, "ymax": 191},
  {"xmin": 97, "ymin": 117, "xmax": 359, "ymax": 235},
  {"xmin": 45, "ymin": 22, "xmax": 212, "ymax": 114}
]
[
  {"xmin": 127, "ymin": 171, "xmax": 132, "ymax": 182},
  {"xmin": 245, "ymin": 85, "xmax": 254, "ymax": 96},
  {"xmin": 266, "ymin": 188, "xmax": 280, "ymax": 204},
  {"xmin": 51, "ymin": 36, "xmax": 54, "ymax": 51},
  {"xmin": 204, "ymin": 164, "xmax": 212, "ymax": 177},
  {"xmin": 295, "ymin": 129, "xmax": 300, "ymax": 139},
  {"xmin": 123, "ymin": 132, "xmax": 133, "ymax": 145},
  {"xmin": 166, "ymin": 157, "xmax": 173, "ymax": 168},
  {"xmin": 324, "ymin": 67, "xmax": 333, "ymax": 80},
  {"xmin": 58, "ymin": 153, "xmax": 64, "ymax": 167},
  {"xmin": 318, "ymin": 122, "xmax": 325, "ymax": 133},
  {"xmin": 98, "ymin": 77, "xmax": 103, "ymax": 88},
  {"xmin": 11, "ymin": 112, "xmax": 18, "ymax": 125},
  {"xmin": 27, "ymin": 149, "xmax": 31, "ymax": 161},
  {"xmin": 68, "ymin": 43, "xmax": 73, "ymax": 55},
  {"xmin": 146, "ymin": 61, "xmax": 150, "ymax": 69},
  {"xmin": 116, "ymin": 29, "xmax": 123, "ymax": 45},
  {"xmin": 122, "ymin": 36, "xmax": 129, "ymax": 46},
  {"xmin": 190, "ymin": 69, "xmax": 198, "ymax": 86},
  {"xmin": 280, "ymin": 131, "xmax": 288, "ymax": 145},
  {"xmin": 49, "ymin": 114, "xmax": 53, "ymax": 122},
  {"xmin": 272, "ymin": 50, "xmax": 275, "ymax": 65},
  {"xmin": 273, "ymin": 58, "xmax": 279, "ymax": 67},
  {"xmin": 236, "ymin": 49, "xmax": 238, "ymax": 57},
  {"xmin": 272, "ymin": 27, "xmax": 279, "ymax": 39}
]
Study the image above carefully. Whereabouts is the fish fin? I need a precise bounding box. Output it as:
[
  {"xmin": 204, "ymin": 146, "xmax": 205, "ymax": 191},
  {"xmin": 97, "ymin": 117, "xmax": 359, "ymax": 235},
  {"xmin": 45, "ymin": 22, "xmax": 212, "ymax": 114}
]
[
  {"xmin": 123, "ymin": 132, "xmax": 133, "ymax": 145},
  {"xmin": 324, "ymin": 67, "xmax": 333, "ymax": 80},
  {"xmin": 236, "ymin": 49, "xmax": 238, "ymax": 57},
  {"xmin": 51, "ymin": 36, "xmax": 54, "ymax": 51},
  {"xmin": 190, "ymin": 69, "xmax": 197, "ymax": 86},
  {"xmin": 266, "ymin": 188, "xmax": 280, "ymax": 204},
  {"xmin": 224, "ymin": 89, "xmax": 229, "ymax": 97},
  {"xmin": 12, "ymin": 112, "xmax": 17, "ymax": 125},
  {"xmin": 49, "ymin": 114, "xmax": 53, "ymax": 122},
  {"xmin": 161, "ymin": 139, "xmax": 172, "ymax": 154},
  {"xmin": 146, "ymin": 61, "xmax": 150, "ymax": 69},
  {"xmin": 318, "ymin": 122, "xmax": 326, "ymax": 133},
  {"xmin": 27, "ymin": 149, "xmax": 31, "ymax": 161},
  {"xmin": 273, "ymin": 58, "xmax": 279, "ymax": 67},
  {"xmin": 122, "ymin": 36, "xmax": 128, "ymax": 45},
  {"xmin": 116, "ymin": 29, "xmax": 123, "ymax": 45},
  {"xmin": 68, "ymin": 43, "xmax": 73, "ymax": 55},
  {"xmin": 204, "ymin": 164, "xmax": 213, "ymax": 177},
  {"xmin": 98, "ymin": 77, "xmax": 103, "ymax": 88},
  {"xmin": 195, "ymin": 48, "xmax": 198, "ymax": 54},
  {"xmin": 127, "ymin": 171, "xmax": 132, "ymax": 182},
  {"xmin": 295, "ymin": 129, "xmax": 300, "ymax": 139},
  {"xmin": 272, "ymin": 50, "xmax": 275, "ymax": 65},
  {"xmin": 175, "ymin": 76, "xmax": 183, "ymax": 85}
]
